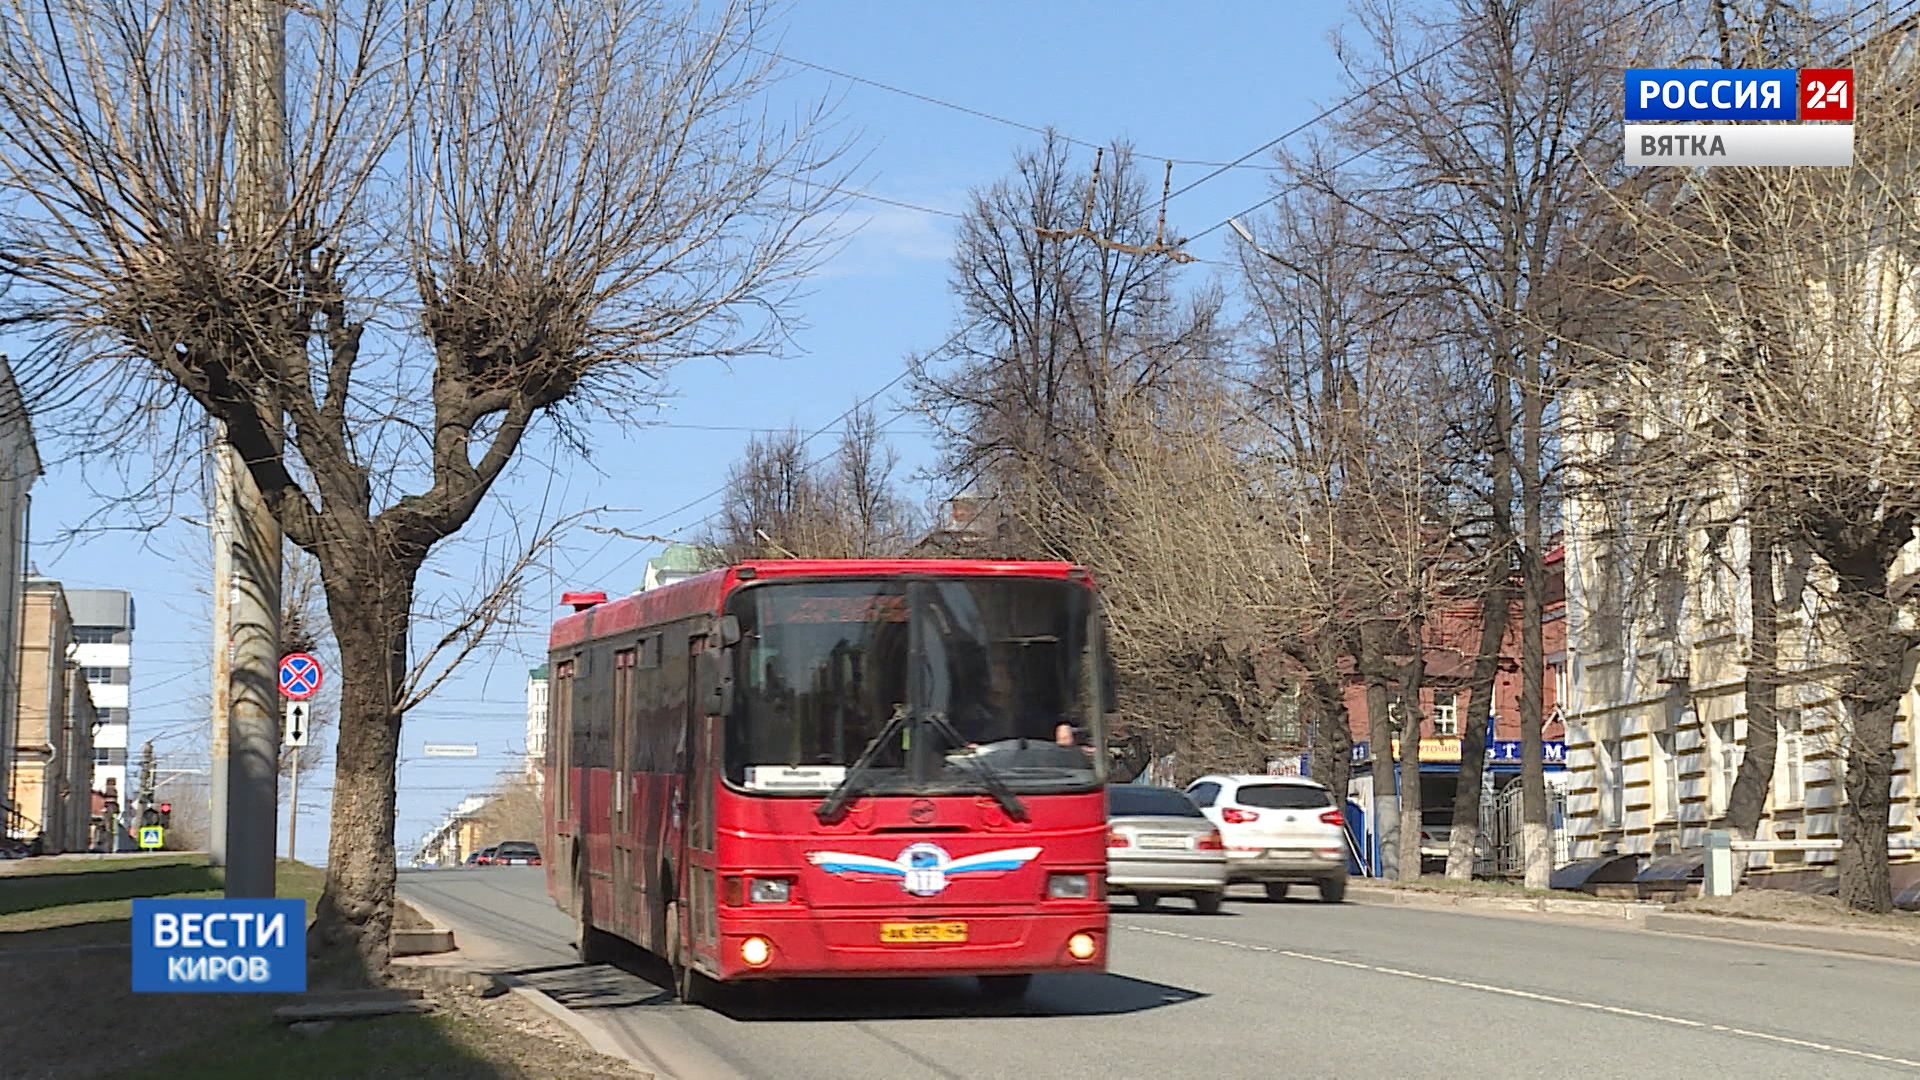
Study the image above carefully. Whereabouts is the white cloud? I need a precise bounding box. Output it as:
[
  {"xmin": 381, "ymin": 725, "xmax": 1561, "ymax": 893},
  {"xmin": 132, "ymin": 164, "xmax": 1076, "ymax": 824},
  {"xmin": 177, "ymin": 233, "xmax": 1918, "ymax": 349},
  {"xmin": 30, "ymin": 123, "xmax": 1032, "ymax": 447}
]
[{"xmin": 818, "ymin": 196, "xmax": 958, "ymax": 279}]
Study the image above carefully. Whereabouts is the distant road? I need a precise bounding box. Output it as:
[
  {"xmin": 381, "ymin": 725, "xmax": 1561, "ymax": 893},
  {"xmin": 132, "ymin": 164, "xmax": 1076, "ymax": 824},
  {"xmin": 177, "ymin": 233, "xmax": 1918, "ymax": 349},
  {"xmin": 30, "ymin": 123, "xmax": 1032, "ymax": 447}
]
[{"xmin": 401, "ymin": 868, "xmax": 1920, "ymax": 1079}]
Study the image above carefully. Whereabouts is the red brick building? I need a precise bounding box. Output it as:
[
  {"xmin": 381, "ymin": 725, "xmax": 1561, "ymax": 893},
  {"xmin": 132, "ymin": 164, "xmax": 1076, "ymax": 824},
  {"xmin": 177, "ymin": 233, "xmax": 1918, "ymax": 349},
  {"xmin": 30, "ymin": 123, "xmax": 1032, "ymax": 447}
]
[{"xmin": 1341, "ymin": 544, "xmax": 1568, "ymax": 751}]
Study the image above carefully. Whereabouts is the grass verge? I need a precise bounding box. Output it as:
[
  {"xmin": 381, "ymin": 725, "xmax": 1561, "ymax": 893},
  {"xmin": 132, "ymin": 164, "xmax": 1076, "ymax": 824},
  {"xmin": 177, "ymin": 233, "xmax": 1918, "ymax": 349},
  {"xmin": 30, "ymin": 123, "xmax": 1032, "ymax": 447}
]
[{"xmin": 0, "ymin": 858, "xmax": 640, "ymax": 1078}]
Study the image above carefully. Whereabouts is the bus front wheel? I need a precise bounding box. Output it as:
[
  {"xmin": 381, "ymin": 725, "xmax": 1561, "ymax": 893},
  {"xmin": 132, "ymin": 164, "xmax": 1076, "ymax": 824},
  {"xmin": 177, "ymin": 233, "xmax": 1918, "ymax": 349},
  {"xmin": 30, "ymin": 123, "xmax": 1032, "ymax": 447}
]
[
  {"xmin": 664, "ymin": 901, "xmax": 708, "ymax": 1005},
  {"xmin": 575, "ymin": 866, "xmax": 616, "ymax": 964}
]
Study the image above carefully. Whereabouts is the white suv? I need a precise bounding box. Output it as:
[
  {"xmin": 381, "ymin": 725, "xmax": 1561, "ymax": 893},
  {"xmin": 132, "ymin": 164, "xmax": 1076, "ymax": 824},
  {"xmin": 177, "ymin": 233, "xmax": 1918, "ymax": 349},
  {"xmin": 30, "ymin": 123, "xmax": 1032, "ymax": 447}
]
[{"xmin": 1185, "ymin": 775, "xmax": 1349, "ymax": 903}]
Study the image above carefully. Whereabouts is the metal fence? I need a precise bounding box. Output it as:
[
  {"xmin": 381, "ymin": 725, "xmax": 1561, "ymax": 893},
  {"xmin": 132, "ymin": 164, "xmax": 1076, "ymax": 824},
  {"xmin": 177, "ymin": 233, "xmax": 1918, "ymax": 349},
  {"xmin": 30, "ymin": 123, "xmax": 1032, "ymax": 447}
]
[{"xmin": 1492, "ymin": 780, "xmax": 1571, "ymax": 876}]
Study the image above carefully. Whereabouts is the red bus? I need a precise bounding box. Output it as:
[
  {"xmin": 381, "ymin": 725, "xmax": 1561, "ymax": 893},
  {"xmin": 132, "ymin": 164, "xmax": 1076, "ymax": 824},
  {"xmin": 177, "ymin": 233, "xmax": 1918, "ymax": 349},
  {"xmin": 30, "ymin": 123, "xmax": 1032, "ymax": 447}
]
[{"xmin": 543, "ymin": 559, "xmax": 1114, "ymax": 1002}]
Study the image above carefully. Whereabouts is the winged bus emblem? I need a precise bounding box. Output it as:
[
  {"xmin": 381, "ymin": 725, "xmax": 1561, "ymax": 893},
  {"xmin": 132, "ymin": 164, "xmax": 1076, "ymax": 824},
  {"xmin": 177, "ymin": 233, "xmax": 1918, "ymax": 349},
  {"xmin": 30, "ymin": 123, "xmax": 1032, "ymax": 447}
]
[{"xmin": 808, "ymin": 843, "xmax": 1043, "ymax": 897}]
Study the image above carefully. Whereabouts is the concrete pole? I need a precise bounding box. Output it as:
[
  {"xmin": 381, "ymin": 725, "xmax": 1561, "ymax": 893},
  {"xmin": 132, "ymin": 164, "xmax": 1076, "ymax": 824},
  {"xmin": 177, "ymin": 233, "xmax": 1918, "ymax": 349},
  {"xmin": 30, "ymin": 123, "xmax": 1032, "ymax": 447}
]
[
  {"xmin": 223, "ymin": 0, "xmax": 287, "ymax": 899},
  {"xmin": 209, "ymin": 430, "xmax": 232, "ymax": 869}
]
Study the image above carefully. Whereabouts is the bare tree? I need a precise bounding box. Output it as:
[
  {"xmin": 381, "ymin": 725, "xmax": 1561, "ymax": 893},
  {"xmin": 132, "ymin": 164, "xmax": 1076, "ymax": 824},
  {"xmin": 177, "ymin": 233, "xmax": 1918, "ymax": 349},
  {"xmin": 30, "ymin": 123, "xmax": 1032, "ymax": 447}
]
[
  {"xmin": 1236, "ymin": 157, "xmax": 1465, "ymax": 878},
  {"xmin": 912, "ymin": 134, "xmax": 1222, "ymax": 557},
  {"xmin": 1326, "ymin": 0, "xmax": 1632, "ymax": 885},
  {"xmin": 470, "ymin": 776, "xmax": 543, "ymax": 848},
  {"xmin": 1039, "ymin": 383, "xmax": 1304, "ymax": 775},
  {"xmin": 709, "ymin": 402, "xmax": 918, "ymax": 560},
  {"xmin": 829, "ymin": 405, "xmax": 917, "ymax": 556},
  {"xmin": 713, "ymin": 425, "xmax": 821, "ymax": 559},
  {"xmin": 1585, "ymin": 7, "xmax": 1920, "ymax": 911},
  {"xmin": 0, "ymin": 0, "xmax": 845, "ymax": 966}
]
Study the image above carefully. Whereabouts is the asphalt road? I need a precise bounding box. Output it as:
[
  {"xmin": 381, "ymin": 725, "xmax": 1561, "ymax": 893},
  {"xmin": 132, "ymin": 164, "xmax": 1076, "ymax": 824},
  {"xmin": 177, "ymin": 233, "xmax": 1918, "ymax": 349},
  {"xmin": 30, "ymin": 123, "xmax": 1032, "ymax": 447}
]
[{"xmin": 401, "ymin": 868, "xmax": 1920, "ymax": 1079}]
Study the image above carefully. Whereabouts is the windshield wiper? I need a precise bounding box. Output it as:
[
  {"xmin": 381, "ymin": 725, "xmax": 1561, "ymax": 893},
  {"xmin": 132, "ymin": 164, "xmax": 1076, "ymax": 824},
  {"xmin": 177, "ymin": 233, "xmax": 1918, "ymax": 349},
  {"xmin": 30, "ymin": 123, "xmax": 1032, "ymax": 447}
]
[
  {"xmin": 922, "ymin": 711, "xmax": 1029, "ymax": 821},
  {"xmin": 816, "ymin": 702, "xmax": 914, "ymax": 824}
]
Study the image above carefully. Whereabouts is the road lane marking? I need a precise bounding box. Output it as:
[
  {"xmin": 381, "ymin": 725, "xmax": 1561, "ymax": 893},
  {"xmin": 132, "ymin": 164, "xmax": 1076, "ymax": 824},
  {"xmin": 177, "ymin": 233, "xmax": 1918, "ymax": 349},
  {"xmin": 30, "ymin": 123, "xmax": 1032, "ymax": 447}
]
[{"xmin": 1125, "ymin": 924, "xmax": 1920, "ymax": 1071}]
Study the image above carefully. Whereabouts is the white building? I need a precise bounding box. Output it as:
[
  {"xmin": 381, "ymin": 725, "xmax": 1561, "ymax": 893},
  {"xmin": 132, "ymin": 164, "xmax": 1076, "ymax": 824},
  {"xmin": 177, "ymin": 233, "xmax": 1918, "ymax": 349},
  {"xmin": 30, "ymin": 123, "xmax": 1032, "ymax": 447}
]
[
  {"xmin": 68, "ymin": 589, "xmax": 134, "ymax": 802},
  {"xmin": 641, "ymin": 542, "xmax": 720, "ymax": 592},
  {"xmin": 415, "ymin": 794, "xmax": 489, "ymax": 866},
  {"xmin": 526, "ymin": 664, "xmax": 548, "ymax": 778}
]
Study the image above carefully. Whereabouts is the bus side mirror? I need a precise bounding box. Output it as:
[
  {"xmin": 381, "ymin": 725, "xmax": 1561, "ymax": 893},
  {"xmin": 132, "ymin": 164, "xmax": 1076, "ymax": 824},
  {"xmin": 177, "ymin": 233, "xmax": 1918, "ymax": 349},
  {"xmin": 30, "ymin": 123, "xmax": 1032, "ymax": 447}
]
[{"xmin": 716, "ymin": 614, "xmax": 741, "ymax": 647}]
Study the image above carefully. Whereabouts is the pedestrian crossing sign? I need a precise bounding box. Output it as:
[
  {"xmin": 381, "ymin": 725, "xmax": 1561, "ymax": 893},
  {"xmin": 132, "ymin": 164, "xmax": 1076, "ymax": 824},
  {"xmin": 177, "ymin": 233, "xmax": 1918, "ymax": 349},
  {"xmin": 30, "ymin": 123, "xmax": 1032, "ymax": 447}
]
[{"xmin": 138, "ymin": 826, "xmax": 164, "ymax": 850}]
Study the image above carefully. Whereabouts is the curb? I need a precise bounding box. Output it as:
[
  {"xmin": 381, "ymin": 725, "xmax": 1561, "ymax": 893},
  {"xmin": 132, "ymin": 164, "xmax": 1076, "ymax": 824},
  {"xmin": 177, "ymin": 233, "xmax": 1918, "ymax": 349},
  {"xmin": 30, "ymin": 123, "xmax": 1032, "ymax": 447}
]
[
  {"xmin": 0, "ymin": 944, "xmax": 133, "ymax": 961},
  {"xmin": 391, "ymin": 900, "xmax": 659, "ymax": 1078},
  {"xmin": 1346, "ymin": 885, "xmax": 1658, "ymax": 923},
  {"xmin": 494, "ymin": 971, "xmax": 643, "ymax": 1066},
  {"xmin": 1346, "ymin": 885, "xmax": 1920, "ymax": 963},
  {"xmin": 392, "ymin": 928, "xmax": 457, "ymax": 957},
  {"xmin": 1642, "ymin": 911, "xmax": 1920, "ymax": 963},
  {"xmin": 394, "ymin": 960, "xmax": 655, "ymax": 1077}
]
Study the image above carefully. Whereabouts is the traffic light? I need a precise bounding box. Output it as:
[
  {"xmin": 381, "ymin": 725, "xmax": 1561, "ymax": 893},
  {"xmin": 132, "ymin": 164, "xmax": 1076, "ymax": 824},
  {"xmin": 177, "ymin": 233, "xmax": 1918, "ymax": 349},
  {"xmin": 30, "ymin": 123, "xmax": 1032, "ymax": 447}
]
[
  {"xmin": 139, "ymin": 798, "xmax": 160, "ymax": 829},
  {"xmin": 157, "ymin": 803, "xmax": 171, "ymax": 828}
]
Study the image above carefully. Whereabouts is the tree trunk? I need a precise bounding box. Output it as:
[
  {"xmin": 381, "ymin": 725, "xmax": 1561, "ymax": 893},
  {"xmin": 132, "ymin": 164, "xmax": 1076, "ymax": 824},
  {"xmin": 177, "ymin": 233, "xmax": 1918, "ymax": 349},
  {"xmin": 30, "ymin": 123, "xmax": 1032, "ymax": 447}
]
[
  {"xmin": 1835, "ymin": 593, "xmax": 1913, "ymax": 914},
  {"xmin": 1726, "ymin": 503, "xmax": 1779, "ymax": 838},
  {"xmin": 1448, "ymin": 578, "xmax": 1511, "ymax": 880},
  {"xmin": 1310, "ymin": 667, "xmax": 1354, "ymax": 821},
  {"xmin": 1397, "ymin": 619, "xmax": 1427, "ymax": 882},
  {"xmin": 308, "ymin": 566, "xmax": 414, "ymax": 974},
  {"xmin": 1518, "ymin": 541, "xmax": 1550, "ymax": 889},
  {"xmin": 1362, "ymin": 625, "xmax": 1400, "ymax": 878}
]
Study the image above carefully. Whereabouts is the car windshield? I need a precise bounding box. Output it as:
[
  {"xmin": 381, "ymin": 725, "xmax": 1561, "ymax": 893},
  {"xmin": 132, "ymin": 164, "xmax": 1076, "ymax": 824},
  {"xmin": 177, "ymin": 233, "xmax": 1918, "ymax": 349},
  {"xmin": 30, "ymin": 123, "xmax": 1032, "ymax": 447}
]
[
  {"xmin": 1236, "ymin": 784, "xmax": 1333, "ymax": 810},
  {"xmin": 1107, "ymin": 786, "xmax": 1204, "ymax": 818},
  {"xmin": 724, "ymin": 577, "xmax": 1108, "ymax": 795}
]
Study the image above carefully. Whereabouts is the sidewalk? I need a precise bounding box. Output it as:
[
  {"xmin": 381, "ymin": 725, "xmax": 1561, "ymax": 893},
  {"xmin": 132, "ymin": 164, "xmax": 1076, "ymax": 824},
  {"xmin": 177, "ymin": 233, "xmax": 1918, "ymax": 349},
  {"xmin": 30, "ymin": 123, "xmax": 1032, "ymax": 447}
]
[
  {"xmin": 394, "ymin": 892, "xmax": 673, "ymax": 1078},
  {"xmin": 1345, "ymin": 880, "xmax": 1920, "ymax": 964},
  {"xmin": 1346, "ymin": 881, "xmax": 1656, "ymax": 923}
]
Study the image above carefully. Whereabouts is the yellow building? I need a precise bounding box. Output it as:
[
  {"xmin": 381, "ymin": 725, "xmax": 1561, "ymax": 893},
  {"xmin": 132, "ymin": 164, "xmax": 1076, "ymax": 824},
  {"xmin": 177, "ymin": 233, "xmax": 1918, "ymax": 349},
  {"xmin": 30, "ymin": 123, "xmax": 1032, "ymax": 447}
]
[
  {"xmin": 1563, "ymin": 357, "xmax": 1920, "ymax": 890},
  {"xmin": 9, "ymin": 579, "xmax": 96, "ymax": 852}
]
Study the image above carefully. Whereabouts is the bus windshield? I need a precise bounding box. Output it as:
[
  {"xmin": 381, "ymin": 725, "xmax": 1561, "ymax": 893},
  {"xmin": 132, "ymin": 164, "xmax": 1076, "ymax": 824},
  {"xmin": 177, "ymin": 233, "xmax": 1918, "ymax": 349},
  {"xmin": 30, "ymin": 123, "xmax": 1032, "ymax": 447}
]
[{"xmin": 724, "ymin": 576, "xmax": 1108, "ymax": 796}]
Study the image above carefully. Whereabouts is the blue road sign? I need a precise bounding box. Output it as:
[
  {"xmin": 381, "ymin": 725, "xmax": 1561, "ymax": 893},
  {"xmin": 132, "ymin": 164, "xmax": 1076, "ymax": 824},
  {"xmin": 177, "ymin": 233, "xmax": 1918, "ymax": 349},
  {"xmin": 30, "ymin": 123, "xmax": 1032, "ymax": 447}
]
[{"xmin": 278, "ymin": 652, "xmax": 322, "ymax": 700}]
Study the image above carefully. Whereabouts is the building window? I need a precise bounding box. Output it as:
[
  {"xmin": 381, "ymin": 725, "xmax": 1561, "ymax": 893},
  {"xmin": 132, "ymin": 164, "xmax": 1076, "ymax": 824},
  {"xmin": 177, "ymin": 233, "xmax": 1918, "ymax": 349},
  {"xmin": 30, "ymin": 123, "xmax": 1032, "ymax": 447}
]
[
  {"xmin": 1603, "ymin": 738, "xmax": 1624, "ymax": 827},
  {"xmin": 1776, "ymin": 709, "xmax": 1805, "ymax": 807},
  {"xmin": 93, "ymin": 747, "xmax": 110, "ymax": 764},
  {"xmin": 73, "ymin": 627, "xmax": 117, "ymax": 645},
  {"xmin": 81, "ymin": 666, "xmax": 114, "ymax": 683},
  {"xmin": 1431, "ymin": 698, "xmax": 1458, "ymax": 737},
  {"xmin": 1711, "ymin": 719, "xmax": 1742, "ymax": 817},
  {"xmin": 1654, "ymin": 727, "xmax": 1679, "ymax": 822}
]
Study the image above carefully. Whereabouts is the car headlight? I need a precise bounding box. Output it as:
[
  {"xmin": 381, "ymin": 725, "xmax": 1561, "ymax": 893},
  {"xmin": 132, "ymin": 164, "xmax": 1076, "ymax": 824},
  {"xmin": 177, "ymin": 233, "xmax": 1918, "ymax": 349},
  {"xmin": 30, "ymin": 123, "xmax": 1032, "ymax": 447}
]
[{"xmin": 1048, "ymin": 873, "xmax": 1091, "ymax": 899}]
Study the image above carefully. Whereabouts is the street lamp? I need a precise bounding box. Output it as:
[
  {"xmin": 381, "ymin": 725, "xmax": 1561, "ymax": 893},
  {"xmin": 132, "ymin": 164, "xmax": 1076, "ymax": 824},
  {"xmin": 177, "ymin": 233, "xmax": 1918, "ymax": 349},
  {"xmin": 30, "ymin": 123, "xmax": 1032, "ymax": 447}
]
[{"xmin": 1228, "ymin": 217, "xmax": 1285, "ymax": 265}]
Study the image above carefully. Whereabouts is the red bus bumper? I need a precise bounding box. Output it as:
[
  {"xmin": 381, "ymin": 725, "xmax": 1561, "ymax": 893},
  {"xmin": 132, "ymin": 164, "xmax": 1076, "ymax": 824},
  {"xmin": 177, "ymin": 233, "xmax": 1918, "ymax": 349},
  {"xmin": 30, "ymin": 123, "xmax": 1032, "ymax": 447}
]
[{"xmin": 704, "ymin": 906, "xmax": 1108, "ymax": 981}]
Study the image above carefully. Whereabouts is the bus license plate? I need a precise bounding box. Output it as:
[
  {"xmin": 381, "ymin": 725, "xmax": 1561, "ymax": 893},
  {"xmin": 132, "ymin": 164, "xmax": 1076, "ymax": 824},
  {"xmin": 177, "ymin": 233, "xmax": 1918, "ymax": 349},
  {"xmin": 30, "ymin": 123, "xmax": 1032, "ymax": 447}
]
[{"xmin": 880, "ymin": 922, "xmax": 968, "ymax": 944}]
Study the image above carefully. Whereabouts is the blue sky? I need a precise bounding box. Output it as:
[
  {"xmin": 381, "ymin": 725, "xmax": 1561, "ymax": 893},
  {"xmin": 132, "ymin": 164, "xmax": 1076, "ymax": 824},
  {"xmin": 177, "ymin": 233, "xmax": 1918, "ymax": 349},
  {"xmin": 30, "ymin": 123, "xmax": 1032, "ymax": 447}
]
[{"xmin": 29, "ymin": 1, "xmax": 1360, "ymax": 863}]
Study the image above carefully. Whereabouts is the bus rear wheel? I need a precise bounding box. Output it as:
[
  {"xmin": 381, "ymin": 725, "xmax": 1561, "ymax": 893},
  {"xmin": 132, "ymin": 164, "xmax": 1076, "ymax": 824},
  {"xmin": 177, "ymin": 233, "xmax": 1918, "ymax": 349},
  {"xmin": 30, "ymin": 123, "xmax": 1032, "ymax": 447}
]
[
  {"xmin": 979, "ymin": 974, "xmax": 1033, "ymax": 1000},
  {"xmin": 575, "ymin": 870, "xmax": 616, "ymax": 963}
]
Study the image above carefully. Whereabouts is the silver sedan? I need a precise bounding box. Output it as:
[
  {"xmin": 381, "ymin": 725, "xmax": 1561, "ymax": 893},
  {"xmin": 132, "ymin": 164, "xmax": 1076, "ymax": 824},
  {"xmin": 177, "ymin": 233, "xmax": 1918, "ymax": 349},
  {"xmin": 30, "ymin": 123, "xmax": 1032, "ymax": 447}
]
[{"xmin": 1105, "ymin": 784, "xmax": 1228, "ymax": 913}]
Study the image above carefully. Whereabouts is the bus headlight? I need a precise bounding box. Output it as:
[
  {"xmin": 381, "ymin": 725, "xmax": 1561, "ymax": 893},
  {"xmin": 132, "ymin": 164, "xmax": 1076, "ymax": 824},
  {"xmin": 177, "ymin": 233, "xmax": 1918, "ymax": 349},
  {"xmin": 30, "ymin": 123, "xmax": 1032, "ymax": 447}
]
[
  {"xmin": 1067, "ymin": 932, "xmax": 1098, "ymax": 961},
  {"xmin": 741, "ymin": 936, "xmax": 772, "ymax": 967},
  {"xmin": 1047, "ymin": 873, "xmax": 1091, "ymax": 899},
  {"xmin": 749, "ymin": 878, "xmax": 792, "ymax": 903}
]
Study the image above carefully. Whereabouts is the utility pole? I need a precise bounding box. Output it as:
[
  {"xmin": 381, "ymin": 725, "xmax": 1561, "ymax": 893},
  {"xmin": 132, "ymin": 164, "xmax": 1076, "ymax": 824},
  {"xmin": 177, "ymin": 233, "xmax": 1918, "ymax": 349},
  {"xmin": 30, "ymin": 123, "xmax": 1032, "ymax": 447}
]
[
  {"xmin": 220, "ymin": 0, "xmax": 288, "ymax": 899},
  {"xmin": 209, "ymin": 433, "xmax": 231, "ymax": 868},
  {"xmin": 286, "ymin": 744, "xmax": 298, "ymax": 861}
]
